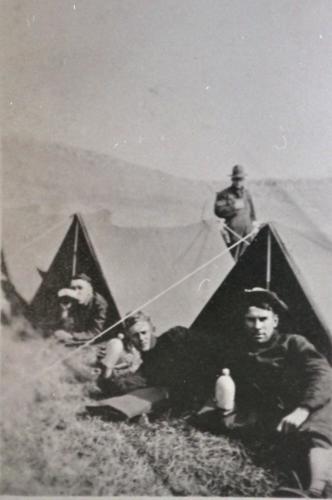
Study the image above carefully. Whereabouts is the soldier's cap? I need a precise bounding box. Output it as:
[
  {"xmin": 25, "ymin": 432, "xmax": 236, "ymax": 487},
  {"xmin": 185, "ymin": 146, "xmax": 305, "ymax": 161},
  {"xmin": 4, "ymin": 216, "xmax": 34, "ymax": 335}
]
[
  {"xmin": 243, "ymin": 287, "xmax": 288, "ymax": 313},
  {"xmin": 57, "ymin": 288, "xmax": 78, "ymax": 301},
  {"xmin": 71, "ymin": 273, "xmax": 92, "ymax": 284},
  {"xmin": 230, "ymin": 164, "xmax": 246, "ymax": 179}
]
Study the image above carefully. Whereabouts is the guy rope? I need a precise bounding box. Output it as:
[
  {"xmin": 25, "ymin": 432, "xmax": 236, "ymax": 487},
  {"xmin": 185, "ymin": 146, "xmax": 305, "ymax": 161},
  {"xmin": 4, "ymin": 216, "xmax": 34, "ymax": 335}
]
[{"xmin": 1, "ymin": 228, "xmax": 256, "ymax": 402}]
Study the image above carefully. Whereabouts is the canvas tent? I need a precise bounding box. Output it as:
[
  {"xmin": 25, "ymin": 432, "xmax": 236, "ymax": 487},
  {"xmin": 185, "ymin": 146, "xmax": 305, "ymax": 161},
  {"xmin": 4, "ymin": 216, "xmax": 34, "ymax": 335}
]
[
  {"xmin": 2, "ymin": 208, "xmax": 71, "ymax": 305},
  {"xmin": 192, "ymin": 222, "xmax": 332, "ymax": 363},
  {"xmin": 2, "ymin": 210, "xmax": 233, "ymax": 334},
  {"xmin": 1, "ymin": 251, "xmax": 29, "ymax": 322}
]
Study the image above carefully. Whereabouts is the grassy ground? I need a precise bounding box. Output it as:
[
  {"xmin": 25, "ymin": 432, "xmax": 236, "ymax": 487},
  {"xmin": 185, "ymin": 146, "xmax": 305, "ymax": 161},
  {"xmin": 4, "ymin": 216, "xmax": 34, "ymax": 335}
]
[{"xmin": 0, "ymin": 321, "xmax": 283, "ymax": 496}]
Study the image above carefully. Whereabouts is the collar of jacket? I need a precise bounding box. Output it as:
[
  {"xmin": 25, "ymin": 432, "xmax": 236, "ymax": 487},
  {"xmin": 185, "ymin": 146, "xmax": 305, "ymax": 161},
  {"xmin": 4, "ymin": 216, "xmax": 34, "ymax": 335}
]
[{"xmin": 246, "ymin": 330, "xmax": 281, "ymax": 355}]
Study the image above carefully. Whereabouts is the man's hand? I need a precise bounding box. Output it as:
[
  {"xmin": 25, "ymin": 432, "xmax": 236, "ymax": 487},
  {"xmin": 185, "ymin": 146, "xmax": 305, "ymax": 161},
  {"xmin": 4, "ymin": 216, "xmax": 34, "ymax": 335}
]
[
  {"xmin": 104, "ymin": 367, "xmax": 113, "ymax": 378},
  {"xmin": 54, "ymin": 329, "xmax": 73, "ymax": 342},
  {"xmin": 276, "ymin": 407, "xmax": 310, "ymax": 434},
  {"xmin": 72, "ymin": 331, "xmax": 91, "ymax": 341},
  {"xmin": 252, "ymin": 221, "xmax": 262, "ymax": 234},
  {"xmin": 217, "ymin": 218, "xmax": 226, "ymax": 230}
]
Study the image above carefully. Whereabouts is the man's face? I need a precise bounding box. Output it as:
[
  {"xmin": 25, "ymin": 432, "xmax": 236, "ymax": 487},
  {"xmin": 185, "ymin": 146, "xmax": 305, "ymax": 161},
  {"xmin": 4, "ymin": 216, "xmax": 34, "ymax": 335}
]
[
  {"xmin": 70, "ymin": 279, "xmax": 92, "ymax": 305},
  {"xmin": 128, "ymin": 320, "xmax": 154, "ymax": 352},
  {"xmin": 232, "ymin": 177, "xmax": 244, "ymax": 189},
  {"xmin": 244, "ymin": 306, "xmax": 278, "ymax": 344}
]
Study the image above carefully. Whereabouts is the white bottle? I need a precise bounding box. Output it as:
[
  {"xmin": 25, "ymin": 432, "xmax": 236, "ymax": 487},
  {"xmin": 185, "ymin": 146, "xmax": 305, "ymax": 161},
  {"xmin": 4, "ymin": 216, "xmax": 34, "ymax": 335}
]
[{"xmin": 215, "ymin": 368, "xmax": 236, "ymax": 414}]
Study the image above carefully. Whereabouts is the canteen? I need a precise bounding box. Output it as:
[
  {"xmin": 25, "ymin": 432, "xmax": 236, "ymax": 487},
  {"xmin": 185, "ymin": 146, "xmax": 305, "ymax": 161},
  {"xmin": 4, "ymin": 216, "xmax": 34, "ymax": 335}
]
[{"xmin": 215, "ymin": 368, "xmax": 236, "ymax": 413}]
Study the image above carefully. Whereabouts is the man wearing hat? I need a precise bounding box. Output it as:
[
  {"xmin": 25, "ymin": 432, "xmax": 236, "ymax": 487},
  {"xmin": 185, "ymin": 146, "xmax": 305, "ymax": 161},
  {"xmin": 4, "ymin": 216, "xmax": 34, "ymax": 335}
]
[
  {"xmin": 54, "ymin": 273, "xmax": 108, "ymax": 343},
  {"xmin": 214, "ymin": 165, "xmax": 257, "ymax": 259},
  {"xmin": 195, "ymin": 288, "xmax": 332, "ymax": 497}
]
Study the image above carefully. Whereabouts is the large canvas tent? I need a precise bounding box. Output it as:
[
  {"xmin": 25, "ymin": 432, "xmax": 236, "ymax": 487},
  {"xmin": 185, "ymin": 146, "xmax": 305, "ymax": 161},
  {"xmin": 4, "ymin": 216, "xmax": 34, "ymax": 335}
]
[
  {"xmin": 192, "ymin": 223, "xmax": 332, "ymax": 363},
  {"xmin": 3, "ymin": 210, "xmax": 233, "ymax": 334}
]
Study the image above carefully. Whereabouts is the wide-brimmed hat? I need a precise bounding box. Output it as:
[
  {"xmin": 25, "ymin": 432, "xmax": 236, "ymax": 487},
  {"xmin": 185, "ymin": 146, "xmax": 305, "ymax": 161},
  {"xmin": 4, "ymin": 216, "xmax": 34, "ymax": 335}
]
[
  {"xmin": 230, "ymin": 165, "xmax": 246, "ymax": 179},
  {"xmin": 243, "ymin": 287, "xmax": 288, "ymax": 313}
]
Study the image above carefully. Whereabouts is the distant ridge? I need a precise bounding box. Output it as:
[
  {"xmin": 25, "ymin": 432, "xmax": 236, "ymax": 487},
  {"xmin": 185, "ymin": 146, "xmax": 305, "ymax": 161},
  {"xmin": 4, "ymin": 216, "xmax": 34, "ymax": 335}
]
[
  {"xmin": 2, "ymin": 134, "xmax": 332, "ymax": 240},
  {"xmin": 2, "ymin": 134, "xmax": 212, "ymax": 226}
]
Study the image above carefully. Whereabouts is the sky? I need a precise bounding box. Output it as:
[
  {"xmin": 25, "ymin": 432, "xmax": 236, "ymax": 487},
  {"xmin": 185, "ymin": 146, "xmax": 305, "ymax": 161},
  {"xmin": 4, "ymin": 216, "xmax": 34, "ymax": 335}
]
[{"xmin": 3, "ymin": 0, "xmax": 332, "ymax": 180}]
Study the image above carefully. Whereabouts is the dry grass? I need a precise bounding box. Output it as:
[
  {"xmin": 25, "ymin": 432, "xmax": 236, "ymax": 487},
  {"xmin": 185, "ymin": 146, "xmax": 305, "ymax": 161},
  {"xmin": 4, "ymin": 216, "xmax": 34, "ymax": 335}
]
[{"xmin": 0, "ymin": 320, "xmax": 282, "ymax": 496}]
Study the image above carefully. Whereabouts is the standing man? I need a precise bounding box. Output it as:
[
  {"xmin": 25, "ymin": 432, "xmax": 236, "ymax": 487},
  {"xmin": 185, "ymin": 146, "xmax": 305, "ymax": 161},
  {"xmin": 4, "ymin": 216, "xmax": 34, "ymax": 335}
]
[
  {"xmin": 54, "ymin": 273, "xmax": 108, "ymax": 343},
  {"xmin": 214, "ymin": 165, "xmax": 257, "ymax": 260}
]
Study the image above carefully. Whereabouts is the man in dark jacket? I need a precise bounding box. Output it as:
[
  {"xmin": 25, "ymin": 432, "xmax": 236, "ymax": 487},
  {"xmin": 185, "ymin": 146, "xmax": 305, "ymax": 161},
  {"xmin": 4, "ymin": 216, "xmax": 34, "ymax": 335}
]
[
  {"xmin": 197, "ymin": 288, "xmax": 332, "ymax": 497},
  {"xmin": 214, "ymin": 165, "xmax": 257, "ymax": 259},
  {"xmin": 138, "ymin": 321, "xmax": 212, "ymax": 411},
  {"xmin": 54, "ymin": 273, "xmax": 108, "ymax": 343}
]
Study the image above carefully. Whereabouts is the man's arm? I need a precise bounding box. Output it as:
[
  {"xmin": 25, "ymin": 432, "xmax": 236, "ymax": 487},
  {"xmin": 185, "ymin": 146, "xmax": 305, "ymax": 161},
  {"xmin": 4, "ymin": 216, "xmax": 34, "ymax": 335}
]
[
  {"xmin": 214, "ymin": 191, "xmax": 237, "ymax": 219},
  {"xmin": 100, "ymin": 337, "xmax": 124, "ymax": 377},
  {"xmin": 73, "ymin": 295, "xmax": 108, "ymax": 342},
  {"xmin": 247, "ymin": 191, "xmax": 256, "ymax": 221},
  {"xmin": 277, "ymin": 407, "xmax": 310, "ymax": 434},
  {"xmin": 277, "ymin": 335, "xmax": 332, "ymax": 434},
  {"xmin": 290, "ymin": 335, "xmax": 332, "ymax": 411}
]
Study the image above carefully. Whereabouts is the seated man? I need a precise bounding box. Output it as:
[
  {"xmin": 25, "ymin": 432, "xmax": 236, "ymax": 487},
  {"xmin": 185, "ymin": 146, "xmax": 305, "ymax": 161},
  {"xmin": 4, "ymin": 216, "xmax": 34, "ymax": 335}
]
[
  {"xmin": 54, "ymin": 273, "xmax": 108, "ymax": 343},
  {"xmin": 194, "ymin": 288, "xmax": 332, "ymax": 498}
]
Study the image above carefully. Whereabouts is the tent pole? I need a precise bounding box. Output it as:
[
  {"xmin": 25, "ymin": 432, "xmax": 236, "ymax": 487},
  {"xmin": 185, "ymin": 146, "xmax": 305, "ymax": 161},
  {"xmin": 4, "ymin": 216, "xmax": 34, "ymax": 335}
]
[
  {"xmin": 72, "ymin": 217, "xmax": 79, "ymax": 277},
  {"xmin": 266, "ymin": 229, "xmax": 271, "ymax": 290}
]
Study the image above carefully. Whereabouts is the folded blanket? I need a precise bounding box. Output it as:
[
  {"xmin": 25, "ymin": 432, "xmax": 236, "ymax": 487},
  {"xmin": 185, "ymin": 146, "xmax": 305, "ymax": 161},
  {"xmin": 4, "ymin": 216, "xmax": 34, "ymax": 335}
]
[{"xmin": 87, "ymin": 386, "xmax": 169, "ymax": 420}]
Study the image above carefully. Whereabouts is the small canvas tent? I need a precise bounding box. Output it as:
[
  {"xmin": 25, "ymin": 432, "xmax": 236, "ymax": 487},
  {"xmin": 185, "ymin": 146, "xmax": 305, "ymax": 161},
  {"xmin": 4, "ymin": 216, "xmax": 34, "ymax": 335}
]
[
  {"xmin": 192, "ymin": 223, "xmax": 332, "ymax": 363},
  {"xmin": 3, "ymin": 210, "xmax": 233, "ymax": 334},
  {"xmin": 1, "ymin": 251, "xmax": 29, "ymax": 322},
  {"xmin": 2, "ymin": 208, "xmax": 71, "ymax": 304}
]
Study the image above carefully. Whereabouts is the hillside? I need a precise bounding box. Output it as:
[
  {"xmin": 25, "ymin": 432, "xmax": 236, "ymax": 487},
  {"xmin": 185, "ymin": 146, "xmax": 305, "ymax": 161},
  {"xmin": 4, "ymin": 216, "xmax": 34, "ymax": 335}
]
[
  {"xmin": 2, "ymin": 135, "xmax": 211, "ymax": 227},
  {"xmin": 2, "ymin": 134, "xmax": 332, "ymax": 239}
]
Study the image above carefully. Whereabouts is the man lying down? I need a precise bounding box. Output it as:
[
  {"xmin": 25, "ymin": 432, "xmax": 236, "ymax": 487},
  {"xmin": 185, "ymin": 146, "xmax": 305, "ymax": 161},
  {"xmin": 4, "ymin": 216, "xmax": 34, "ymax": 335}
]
[{"xmin": 88, "ymin": 310, "xmax": 215, "ymax": 418}]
